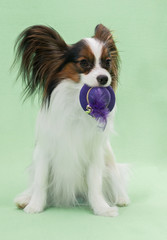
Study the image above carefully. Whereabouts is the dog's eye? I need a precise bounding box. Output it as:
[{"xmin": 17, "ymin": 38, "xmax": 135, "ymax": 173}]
[
  {"xmin": 105, "ymin": 58, "xmax": 111, "ymax": 67},
  {"xmin": 79, "ymin": 59, "xmax": 89, "ymax": 68}
]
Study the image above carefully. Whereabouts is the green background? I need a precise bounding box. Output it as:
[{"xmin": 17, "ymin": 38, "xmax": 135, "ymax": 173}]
[{"xmin": 0, "ymin": 0, "xmax": 167, "ymax": 239}]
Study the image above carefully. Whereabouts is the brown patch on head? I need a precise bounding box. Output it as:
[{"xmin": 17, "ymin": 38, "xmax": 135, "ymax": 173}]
[
  {"xmin": 77, "ymin": 45, "xmax": 95, "ymax": 63},
  {"xmin": 55, "ymin": 40, "xmax": 95, "ymax": 83},
  {"xmin": 72, "ymin": 41, "xmax": 95, "ymax": 75},
  {"xmin": 101, "ymin": 46, "xmax": 112, "ymax": 71},
  {"xmin": 56, "ymin": 62, "xmax": 80, "ymax": 82},
  {"xmin": 94, "ymin": 24, "xmax": 120, "ymax": 91}
]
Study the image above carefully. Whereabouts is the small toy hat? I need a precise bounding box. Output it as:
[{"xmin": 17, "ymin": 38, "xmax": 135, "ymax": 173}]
[{"xmin": 79, "ymin": 84, "xmax": 115, "ymax": 129}]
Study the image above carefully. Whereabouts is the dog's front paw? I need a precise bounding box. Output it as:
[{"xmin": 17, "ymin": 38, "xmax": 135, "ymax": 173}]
[
  {"xmin": 24, "ymin": 202, "xmax": 45, "ymax": 214},
  {"xmin": 94, "ymin": 206, "xmax": 118, "ymax": 217},
  {"xmin": 116, "ymin": 195, "xmax": 130, "ymax": 207}
]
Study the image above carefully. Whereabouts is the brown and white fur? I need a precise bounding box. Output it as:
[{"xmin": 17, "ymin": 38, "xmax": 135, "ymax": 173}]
[{"xmin": 14, "ymin": 24, "xmax": 130, "ymax": 216}]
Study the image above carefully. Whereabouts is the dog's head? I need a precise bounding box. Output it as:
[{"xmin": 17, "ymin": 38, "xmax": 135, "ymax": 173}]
[{"xmin": 15, "ymin": 24, "xmax": 119, "ymax": 103}]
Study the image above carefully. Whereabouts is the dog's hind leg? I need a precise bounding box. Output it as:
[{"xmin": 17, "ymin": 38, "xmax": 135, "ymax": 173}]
[
  {"xmin": 15, "ymin": 145, "xmax": 49, "ymax": 213},
  {"xmin": 23, "ymin": 145, "xmax": 49, "ymax": 213}
]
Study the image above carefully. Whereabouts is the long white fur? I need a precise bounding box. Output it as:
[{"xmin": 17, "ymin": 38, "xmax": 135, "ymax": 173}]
[{"xmin": 15, "ymin": 38, "xmax": 130, "ymax": 216}]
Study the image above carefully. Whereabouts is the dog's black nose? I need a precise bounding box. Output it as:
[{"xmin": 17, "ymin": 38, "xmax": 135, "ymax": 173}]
[{"xmin": 97, "ymin": 75, "xmax": 108, "ymax": 85}]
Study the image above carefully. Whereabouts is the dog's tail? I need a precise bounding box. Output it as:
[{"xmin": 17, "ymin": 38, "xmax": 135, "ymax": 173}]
[{"xmin": 13, "ymin": 25, "xmax": 68, "ymax": 102}]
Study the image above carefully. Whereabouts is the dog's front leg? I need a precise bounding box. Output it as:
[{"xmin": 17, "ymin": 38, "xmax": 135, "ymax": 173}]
[
  {"xmin": 105, "ymin": 141, "xmax": 130, "ymax": 207},
  {"xmin": 87, "ymin": 153, "xmax": 118, "ymax": 217},
  {"xmin": 24, "ymin": 146, "xmax": 49, "ymax": 214}
]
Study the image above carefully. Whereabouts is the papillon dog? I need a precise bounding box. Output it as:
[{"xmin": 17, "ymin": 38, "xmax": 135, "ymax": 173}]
[{"xmin": 14, "ymin": 24, "xmax": 130, "ymax": 216}]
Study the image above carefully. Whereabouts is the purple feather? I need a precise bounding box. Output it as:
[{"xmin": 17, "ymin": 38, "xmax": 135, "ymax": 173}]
[{"xmin": 88, "ymin": 87, "xmax": 111, "ymax": 129}]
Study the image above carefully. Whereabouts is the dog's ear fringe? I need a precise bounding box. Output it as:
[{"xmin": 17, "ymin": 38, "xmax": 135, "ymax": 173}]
[
  {"xmin": 13, "ymin": 25, "xmax": 69, "ymax": 104},
  {"xmin": 94, "ymin": 24, "xmax": 113, "ymax": 43},
  {"xmin": 94, "ymin": 24, "xmax": 120, "ymax": 91}
]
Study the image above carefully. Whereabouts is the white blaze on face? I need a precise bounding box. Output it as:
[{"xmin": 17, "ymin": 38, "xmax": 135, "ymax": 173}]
[{"xmin": 80, "ymin": 38, "xmax": 112, "ymax": 87}]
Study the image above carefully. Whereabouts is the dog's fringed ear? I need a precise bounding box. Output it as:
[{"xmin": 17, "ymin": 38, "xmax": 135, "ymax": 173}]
[
  {"xmin": 14, "ymin": 25, "xmax": 69, "ymax": 103},
  {"xmin": 94, "ymin": 24, "xmax": 112, "ymax": 43},
  {"xmin": 94, "ymin": 24, "xmax": 116, "ymax": 52},
  {"xmin": 94, "ymin": 24, "xmax": 120, "ymax": 90}
]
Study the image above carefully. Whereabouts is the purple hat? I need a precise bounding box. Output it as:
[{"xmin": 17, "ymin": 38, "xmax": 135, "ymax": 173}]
[{"xmin": 79, "ymin": 84, "xmax": 115, "ymax": 129}]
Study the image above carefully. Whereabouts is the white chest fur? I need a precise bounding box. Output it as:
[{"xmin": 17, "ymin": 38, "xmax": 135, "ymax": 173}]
[{"xmin": 33, "ymin": 80, "xmax": 114, "ymax": 206}]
